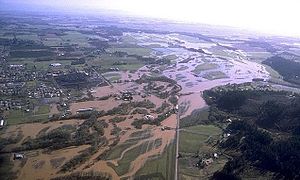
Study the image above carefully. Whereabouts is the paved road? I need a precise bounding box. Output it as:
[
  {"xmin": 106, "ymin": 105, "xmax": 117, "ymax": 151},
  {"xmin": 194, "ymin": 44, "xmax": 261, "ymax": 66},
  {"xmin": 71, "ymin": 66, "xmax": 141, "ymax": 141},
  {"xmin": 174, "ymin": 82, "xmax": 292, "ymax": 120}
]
[{"xmin": 174, "ymin": 110, "xmax": 180, "ymax": 180}]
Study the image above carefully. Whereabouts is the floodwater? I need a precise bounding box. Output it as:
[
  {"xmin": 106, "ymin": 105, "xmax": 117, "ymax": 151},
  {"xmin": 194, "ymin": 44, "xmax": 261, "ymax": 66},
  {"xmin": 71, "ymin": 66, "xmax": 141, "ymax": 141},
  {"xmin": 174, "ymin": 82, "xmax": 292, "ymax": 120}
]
[
  {"xmin": 129, "ymin": 32, "xmax": 270, "ymax": 117},
  {"xmin": 17, "ymin": 145, "xmax": 90, "ymax": 180},
  {"xmin": 2, "ymin": 119, "xmax": 85, "ymax": 151},
  {"xmin": 70, "ymin": 99, "xmax": 122, "ymax": 114},
  {"xmin": 8, "ymin": 31, "xmax": 274, "ymax": 179}
]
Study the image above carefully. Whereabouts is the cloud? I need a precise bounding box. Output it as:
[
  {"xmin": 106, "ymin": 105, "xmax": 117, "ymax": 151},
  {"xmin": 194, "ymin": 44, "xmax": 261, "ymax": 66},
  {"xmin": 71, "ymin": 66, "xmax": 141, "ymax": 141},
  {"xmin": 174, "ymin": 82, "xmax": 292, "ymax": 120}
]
[{"xmin": 1, "ymin": 0, "xmax": 300, "ymax": 37}]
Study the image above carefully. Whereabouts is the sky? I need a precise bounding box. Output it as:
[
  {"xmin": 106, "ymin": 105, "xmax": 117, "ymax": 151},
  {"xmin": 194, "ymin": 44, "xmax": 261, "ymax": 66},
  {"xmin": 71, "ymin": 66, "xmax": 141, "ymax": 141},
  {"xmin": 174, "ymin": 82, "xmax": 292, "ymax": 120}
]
[{"xmin": 1, "ymin": 0, "xmax": 300, "ymax": 37}]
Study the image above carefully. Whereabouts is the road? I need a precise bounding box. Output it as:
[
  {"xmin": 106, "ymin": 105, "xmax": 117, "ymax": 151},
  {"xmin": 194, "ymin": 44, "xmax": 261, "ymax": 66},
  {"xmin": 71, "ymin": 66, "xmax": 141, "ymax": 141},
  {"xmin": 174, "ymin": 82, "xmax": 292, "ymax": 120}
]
[{"xmin": 174, "ymin": 107, "xmax": 180, "ymax": 180}]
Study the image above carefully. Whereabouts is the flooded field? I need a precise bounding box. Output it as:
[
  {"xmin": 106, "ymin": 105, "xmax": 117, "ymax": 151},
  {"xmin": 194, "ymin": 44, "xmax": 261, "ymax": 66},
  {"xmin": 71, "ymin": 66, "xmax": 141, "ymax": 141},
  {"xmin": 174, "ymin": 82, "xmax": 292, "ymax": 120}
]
[
  {"xmin": 1, "ymin": 30, "xmax": 276, "ymax": 180},
  {"xmin": 125, "ymin": 31, "xmax": 270, "ymax": 118}
]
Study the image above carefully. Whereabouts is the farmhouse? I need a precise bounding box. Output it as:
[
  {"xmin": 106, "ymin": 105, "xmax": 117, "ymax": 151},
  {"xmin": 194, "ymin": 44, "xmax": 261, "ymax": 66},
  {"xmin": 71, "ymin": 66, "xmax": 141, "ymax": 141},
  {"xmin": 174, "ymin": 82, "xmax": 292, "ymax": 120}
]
[
  {"xmin": 49, "ymin": 63, "xmax": 62, "ymax": 67},
  {"xmin": 143, "ymin": 114, "xmax": 155, "ymax": 121},
  {"xmin": 76, "ymin": 107, "xmax": 94, "ymax": 113},
  {"xmin": 0, "ymin": 118, "xmax": 5, "ymax": 128},
  {"xmin": 13, "ymin": 153, "xmax": 24, "ymax": 160}
]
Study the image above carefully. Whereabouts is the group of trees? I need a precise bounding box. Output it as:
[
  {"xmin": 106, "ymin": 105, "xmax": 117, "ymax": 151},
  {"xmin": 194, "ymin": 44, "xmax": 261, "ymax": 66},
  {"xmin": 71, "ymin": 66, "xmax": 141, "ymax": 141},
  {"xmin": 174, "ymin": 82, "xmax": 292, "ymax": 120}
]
[
  {"xmin": 216, "ymin": 120, "xmax": 300, "ymax": 179},
  {"xmin": 204, "ymin": 87, "xmax": 300, "ymax": 179},
  {"xmin": 263, "ymin": 55, "xmax": 300, "ymax": 85},
  {"xmin": 20, "ymin": 114, "xmax": 107, "ymax": 153}
]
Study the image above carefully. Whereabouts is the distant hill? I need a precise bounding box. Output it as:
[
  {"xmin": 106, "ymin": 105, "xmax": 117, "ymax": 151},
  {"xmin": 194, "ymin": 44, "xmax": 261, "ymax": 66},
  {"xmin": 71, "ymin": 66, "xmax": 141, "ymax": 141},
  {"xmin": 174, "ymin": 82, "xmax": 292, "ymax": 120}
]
[
  {"xmin": 263, "ymin": 53, "xmax": 300, "ymax": 85},
  {"xmin": 204, "ymin": 86, "xmax": 300, "ymax": 179}
]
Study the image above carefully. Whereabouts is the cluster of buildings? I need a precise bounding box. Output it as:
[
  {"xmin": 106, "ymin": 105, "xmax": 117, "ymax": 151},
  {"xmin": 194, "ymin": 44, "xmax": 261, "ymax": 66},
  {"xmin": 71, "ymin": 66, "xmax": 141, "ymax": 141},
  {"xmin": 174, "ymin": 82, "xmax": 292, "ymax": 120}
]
[
  {"xmin": 0, "ymin": 64, "xmax": 44, "ymax": 83},
  {"xmin": 0, "ymin": 99, "xmax": 25, "ymax": 110},
  {"xmin": 28, "ymin": 83, "xmax": 62, "ymax": 99}
]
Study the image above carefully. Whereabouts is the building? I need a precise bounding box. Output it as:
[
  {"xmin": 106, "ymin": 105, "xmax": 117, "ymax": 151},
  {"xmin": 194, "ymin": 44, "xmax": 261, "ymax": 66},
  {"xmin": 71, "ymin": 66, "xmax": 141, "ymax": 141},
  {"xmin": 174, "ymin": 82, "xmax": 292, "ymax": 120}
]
[
  {"xmin": 144, "ymin": 114, "xmax": 155, "ymax": 121},
  {"xmin": 76, "ymin": 107, "xmax": 94, "ymax": 113},
  {"xmin": 9, "ymin": 64, "xmax": 24, "ymax": 68},
  {"xmin": 49, "ymin": 63, "xmax": 62, "ymax": 67},
  {"xmin": 122, "ymin": 92, "xmax": 133, "ymax": 101},
  {"xmin": 0, "ymin": 119, "xmax": 5, "ymax": 128},
  {"xmin": 13, "ymin": 153, "xmax": 24, "ymax": 160}
]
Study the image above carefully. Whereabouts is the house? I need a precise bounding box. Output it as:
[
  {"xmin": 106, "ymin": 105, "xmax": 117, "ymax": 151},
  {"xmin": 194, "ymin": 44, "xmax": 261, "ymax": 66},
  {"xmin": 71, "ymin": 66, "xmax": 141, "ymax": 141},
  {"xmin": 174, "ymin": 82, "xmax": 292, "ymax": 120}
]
[
  {"xmin": 122, "ymin": 92, "xmax": 133, "ymax": 101},
  {"xmin": 9, "ymin": 64, "xmax": 23, "ymax": 68},
  {"xmin": 76, "ymin": 107, "xmax": 93, "ymax": 113},
  {"xmin": 0, "ymin": 119, "xmax": 5, "ymax": 128},
  {"xmin": 49, "ymin": 63, "xmax": 62, "ymax": 67},
  {"xmin": 226, "ymin": 118, "xmax": 232, "ymax": 123},
  {"xmin": 223, "ymin": 133, "xmax": 231, "ymax": 138},
  {"xmin": 13, "ymin": 153, "xmax": 24, "ymax": 160},
  {"xmin": 144, "ymin": 114, "xmax": 155, "ymax": 121},
  {"xmin": 203, "ymin": 158, "xmax": 214, "ymax": 166}
]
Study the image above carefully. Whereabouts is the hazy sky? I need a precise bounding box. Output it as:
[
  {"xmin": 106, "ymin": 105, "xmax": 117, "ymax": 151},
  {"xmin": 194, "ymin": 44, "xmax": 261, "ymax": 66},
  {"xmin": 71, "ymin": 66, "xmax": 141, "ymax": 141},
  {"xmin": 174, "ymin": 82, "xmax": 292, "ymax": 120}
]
[{"xmin": 2, "ymin": 0, "xmax": 300, "ymax": 37}]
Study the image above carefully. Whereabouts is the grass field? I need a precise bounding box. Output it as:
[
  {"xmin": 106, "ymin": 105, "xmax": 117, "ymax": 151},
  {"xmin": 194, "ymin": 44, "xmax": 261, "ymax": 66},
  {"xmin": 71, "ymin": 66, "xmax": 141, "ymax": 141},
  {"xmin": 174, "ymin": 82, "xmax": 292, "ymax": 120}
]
[
  {"xmin": 178, "ymin": 66, "xmax": 189, "ymax": 71},
  {"xmin": 61, "ymin": 31, "xmax": 91, "ymax": 47},
  {"xmin": 203, "ymin": 71, "xmax": 228, "ymax": 80},
  {"xmin": 106, "ymin": 47, "xmax": 152, "ymax": 56},
  {"xmin": 264, "ymin": 64, "xmax": 282, "ymax": 81},
  {"xmin": 192, "ymin": 63, "xmax": 219, "ymax": 74},
  {"xmin": 35, "ymin": 105, "xmax": 50, "ymax": 115},
  {"xmin": 185, "ymin": 125, "xmax": 222, "ymax": 136},
  {"xmin": 121, "ymin": 35, "xmax": 139, "ymax": 44},
  {"xmin": 7, "ymin": 58, "xmax": 73, "ymax": 70},
  {"xmin": 179, "ymin": 131, "xmax": 208, "ymax": 153},
  {"xmin": 7, "ymin": 107, "xmax": 49, "ymax": 125},
  {"xmin": 89, "ymin": 54, "xmax": 145, "ymax": 71},
  {"xmin": 180, "ymin": 107, "xmax": 210, "ymax": 128},
  {"xmin": 9, "ymin": 50, "xmax": 55, "ymax": 58},
  {"xmin": 17, "ymin": 34, "xmax": 40, "ymax": 42},
  {"xmin": 0, "ymin": 155, "xmax": 16, "ymax": 180},
  {"xmin": 26, "ymin": 80, "xmax": 37, "ymax": 88},
  {"xmin": 178, "ymin": 124, "xmax": 224, "ymax": 179},
  {"xmin": 179, "ymin": 157, "xmax": 228, "ymax": 179},
  {"xmin": 106, "ymin": 142, "xmax": 135, "ymax": 160},
  {"xmin": 179, "ymin": 124, "xmax": 222, "ymax": 153},
  {"xmin": 43, "ymin": 37, "xmax": 64, "ymax": 46},
  {"xmin": 109, "ymin": 141, "xmax": 151, "ymax": 176},
  {"xmin": 103, "ymin": 72, "xmax": 122, "ymax": 81},
  {"xmin": 170, "ymin": 34, "xmax": 206, "ymax": 43},
  {"xmin": 135, "ymin": 142, "xmax": 175, "ymax": 180}
]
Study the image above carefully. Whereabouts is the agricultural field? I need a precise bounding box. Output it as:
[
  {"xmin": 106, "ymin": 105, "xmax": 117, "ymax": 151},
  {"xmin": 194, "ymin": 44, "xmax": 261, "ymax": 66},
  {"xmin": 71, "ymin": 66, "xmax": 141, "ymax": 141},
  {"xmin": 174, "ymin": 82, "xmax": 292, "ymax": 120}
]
[
  {"xmin": 178, "ymin": 123, "xmax": 225, "ymax": 179},
  {"xmin": 192, "ymin": 62, "xmax": 219, "ymax": 74}
]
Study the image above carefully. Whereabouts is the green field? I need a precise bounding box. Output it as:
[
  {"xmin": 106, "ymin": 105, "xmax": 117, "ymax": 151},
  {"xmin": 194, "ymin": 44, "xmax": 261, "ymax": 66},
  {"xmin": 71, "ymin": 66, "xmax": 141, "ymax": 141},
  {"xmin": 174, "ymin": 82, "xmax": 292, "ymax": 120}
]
[
  {"xmin": 9, "ymin": 50, "xmax": 55, "ymax": 58},
  {"xmin": 35, "ymin": 105, "xmax": 50, "ymax": 115},
  {"xmin": 180, "ymin": 107, "xmax": 210, "ymax": 128},
  {"xmin": 8, "ymin": 60, "xmax": 71, "ymax": 70},
  {"xmin": 0, "ymin": 155, "xmax": 16, "ymax": 179},
  {"xmin": 103, "ymin": 72, "xmax": 122, "ymax": 81},
  {"xmin": 179, "ymin": 124, "xmax": 222, "ymax": 153},
  {"xmin": 178, "ymin": 124, "xmax": 224, "ymax": 179},
  {"xmin": 185, "ymin": 125, "xmax": 222, "ymax": 136},
  {"xmin": 178, "ymin": 66, "xmax": 189, "ymax": 71},
  {"xmin": 121, "ymin": 35, "xmax": 139, "ymax": 44},
  {"xmin": 89, "ymin": 54, "xmax": 145, "ymax": 71},
  {"xmin": 135, "ymin": 142, "xmax": 176, "ymax": 180},
  {"xmin": 61, "ymin": 31, "xmax": 91, "ymax": 47},
  {"xmin": 192, "ymin": 63, "xmax": 219, "ymax": 74},
  {"xmin": 179, "ymin": 156, "xmax": 228, "ymax": 179},
  {"xmin": 108, "ymin": 141, "xmax": 152, "ymax": 176},
  {"xmin": 7, "ymin": 110, "xmax": 48, "ymax": 125},
  {"xmin": 106, "ymin": 142, "xmax": 135, "ymax": 160},
  {"xmin": 17, "ymin": 34, "xmax": 40, "ymax": 42},
  {"xmin": 106, "ymin": 47, "xmax": 153, "ymax": 56},
  {"xmin": 203, "ymin": 71, "xmax": 228, "ymax": 80},
  {"xmin": 179, "ymin": 131, "xmax": 208, "ymax": 153}
]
